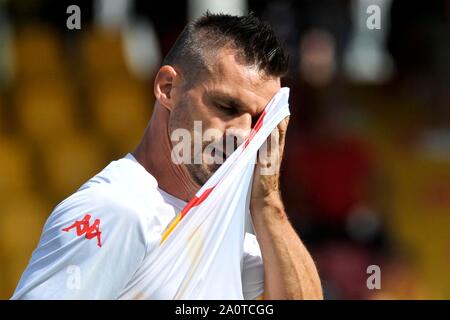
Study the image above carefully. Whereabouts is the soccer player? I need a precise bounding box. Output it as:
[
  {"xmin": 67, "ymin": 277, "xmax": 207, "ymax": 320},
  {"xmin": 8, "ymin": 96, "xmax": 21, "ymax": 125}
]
[{"xmin": 12, "ymin": 13, "xmax": 322, "ymax": 300}]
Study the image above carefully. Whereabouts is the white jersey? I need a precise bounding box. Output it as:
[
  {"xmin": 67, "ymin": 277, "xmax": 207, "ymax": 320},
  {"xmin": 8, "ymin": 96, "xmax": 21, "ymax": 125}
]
[{"xmin": 11, "ymin": 154, "xmax": 264, "ymax": 300}]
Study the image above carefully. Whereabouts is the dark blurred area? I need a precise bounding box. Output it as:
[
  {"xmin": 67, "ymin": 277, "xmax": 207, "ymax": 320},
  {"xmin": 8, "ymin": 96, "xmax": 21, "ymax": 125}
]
[{"xmin": 0, "ymin": 0, "xmax": 449, "ymax": 299}]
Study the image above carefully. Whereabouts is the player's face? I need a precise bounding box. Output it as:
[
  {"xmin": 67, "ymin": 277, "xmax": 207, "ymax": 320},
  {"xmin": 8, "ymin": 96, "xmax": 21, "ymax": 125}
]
[{"xmin": 168, "ymin": 47, "xmax": 281, "ymax": 186}]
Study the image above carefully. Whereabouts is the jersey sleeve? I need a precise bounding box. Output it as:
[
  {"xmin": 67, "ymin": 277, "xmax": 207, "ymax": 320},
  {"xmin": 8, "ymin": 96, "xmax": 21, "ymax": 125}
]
[
  {"xmin": 11, "ymin": 185, "xmax": 148, "ymax": 300},
  {"xmin": 242, "ymin": 232, "xmax": 265, "ymax": 300}
]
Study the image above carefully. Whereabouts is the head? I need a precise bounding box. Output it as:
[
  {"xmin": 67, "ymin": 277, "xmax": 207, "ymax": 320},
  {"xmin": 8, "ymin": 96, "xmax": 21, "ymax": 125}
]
[{"xmin": 154, "ymin": 12, "xmax": 289, "ymax": 186}]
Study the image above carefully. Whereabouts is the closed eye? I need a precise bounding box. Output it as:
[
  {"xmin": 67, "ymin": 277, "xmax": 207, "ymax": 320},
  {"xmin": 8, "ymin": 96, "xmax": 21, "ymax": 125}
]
[{"xmin": 215, "ymin": 102, "xmax": 238, "ymax": 115}]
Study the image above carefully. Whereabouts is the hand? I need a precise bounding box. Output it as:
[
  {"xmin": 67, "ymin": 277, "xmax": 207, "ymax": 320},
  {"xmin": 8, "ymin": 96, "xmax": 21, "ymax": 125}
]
[{"xmin": 250, "ymin": 116, "xmax": 289, "ymax": 212}]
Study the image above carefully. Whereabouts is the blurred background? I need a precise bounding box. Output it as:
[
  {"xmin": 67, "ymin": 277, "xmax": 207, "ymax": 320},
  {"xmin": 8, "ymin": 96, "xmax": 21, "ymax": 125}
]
[{"xmin": 0, "ymin": 0, "xmax": 449, "ymax": 299}]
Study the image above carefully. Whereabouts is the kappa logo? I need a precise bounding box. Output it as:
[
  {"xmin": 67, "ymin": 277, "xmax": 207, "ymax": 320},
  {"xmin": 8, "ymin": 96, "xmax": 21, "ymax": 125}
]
[{"xmin": 62, "ymin": 214, "xmax": 102, "ymax": 247}]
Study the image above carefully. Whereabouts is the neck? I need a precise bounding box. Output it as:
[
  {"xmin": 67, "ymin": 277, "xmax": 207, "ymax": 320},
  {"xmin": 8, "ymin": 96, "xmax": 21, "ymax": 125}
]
[{"xmin": 132, "ymin": 104, "xmax": 199, "ymax": 202}]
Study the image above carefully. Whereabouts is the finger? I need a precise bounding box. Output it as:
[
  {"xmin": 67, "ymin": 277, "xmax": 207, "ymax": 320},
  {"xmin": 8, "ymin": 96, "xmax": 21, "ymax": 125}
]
[
  {"xmin": 277, "ymin": 115, "xmax": 290, "ymax": 134},
  {"xmin": 278, "ymin": 116, "xmax": 289, "ymax": 158}
]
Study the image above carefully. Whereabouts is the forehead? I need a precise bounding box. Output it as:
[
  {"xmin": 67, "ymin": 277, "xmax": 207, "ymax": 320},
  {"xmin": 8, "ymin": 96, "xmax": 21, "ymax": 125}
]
[{"xmin": 202, "ymin": 47, "xmax": 281, "ymax": 114}]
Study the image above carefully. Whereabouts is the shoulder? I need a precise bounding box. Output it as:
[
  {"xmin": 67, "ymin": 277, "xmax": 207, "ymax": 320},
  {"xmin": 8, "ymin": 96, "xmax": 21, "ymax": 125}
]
[
  {"xmin": 12, "ymin": 187, "xmax": 151, "ymax": 299},
  {"xmin": 244, "ymin": 232, "xmax": 262, "ymax": 257},
  {"xmin": 243, "ymin": 232, "xmax": 264, "ymax": 271},
  {"xmin": 43, "ymin": 154, "xmax": 163, "ymax": 251},
  {"xmin": 52, "ymin": 184, "xmax": 143, "ymax": 224},
  {"xmin": 242, "ymin": 232, "xmax": 265, "ymax": 300},
  {"xmin": 44, "ymin": 184, "xmax": 150, "ymax": 251}
]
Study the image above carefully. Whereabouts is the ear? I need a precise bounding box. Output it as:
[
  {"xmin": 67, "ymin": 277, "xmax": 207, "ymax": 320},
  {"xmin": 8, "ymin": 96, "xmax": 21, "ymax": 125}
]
[{"xmin": 154, "ymin": 65, "xmax": 180, "ymax": 111}]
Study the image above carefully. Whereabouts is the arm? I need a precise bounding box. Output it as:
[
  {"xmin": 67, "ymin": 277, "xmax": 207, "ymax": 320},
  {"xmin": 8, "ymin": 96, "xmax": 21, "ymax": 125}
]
[{"xmin": 250, "ymin": 116, "xmax": 323, "ymax": 300}]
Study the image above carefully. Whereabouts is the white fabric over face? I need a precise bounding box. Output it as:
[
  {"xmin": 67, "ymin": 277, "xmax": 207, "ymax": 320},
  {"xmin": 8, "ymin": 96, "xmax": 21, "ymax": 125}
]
[{"xmin": 148, "ymin": 87, "xmax": 291, "ymax": 299}]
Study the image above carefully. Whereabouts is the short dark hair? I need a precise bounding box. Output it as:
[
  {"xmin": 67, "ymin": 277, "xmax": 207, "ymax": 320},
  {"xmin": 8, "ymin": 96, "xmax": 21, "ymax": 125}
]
[{"xmin": 162, "ymin": 12, "xmax": 289, "ymax": 85}]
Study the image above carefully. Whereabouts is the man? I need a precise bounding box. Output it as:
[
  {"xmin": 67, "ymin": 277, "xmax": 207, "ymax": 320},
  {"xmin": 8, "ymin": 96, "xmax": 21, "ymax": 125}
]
[{"xmin": 12, "ymin": 13, "xmax": 322, "ymax": 300}]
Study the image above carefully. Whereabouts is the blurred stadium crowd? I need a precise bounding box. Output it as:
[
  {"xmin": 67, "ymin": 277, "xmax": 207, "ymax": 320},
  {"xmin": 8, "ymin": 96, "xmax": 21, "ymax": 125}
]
[{"xmin": 0, "ymin": 0, "xmax": 449, "ymax": 299}]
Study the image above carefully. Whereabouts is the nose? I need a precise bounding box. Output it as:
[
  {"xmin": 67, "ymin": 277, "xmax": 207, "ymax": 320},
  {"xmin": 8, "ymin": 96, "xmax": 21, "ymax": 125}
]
[{"xmin": 225, "ymin": 113, "xmax": 253, "ymax": 147}]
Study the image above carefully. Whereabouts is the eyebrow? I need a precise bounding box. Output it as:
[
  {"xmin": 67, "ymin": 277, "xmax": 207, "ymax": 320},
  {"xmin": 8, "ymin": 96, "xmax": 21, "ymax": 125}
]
[{"xmin": 207, "ymin": 91, "xmax": 251, "ymax": 112}]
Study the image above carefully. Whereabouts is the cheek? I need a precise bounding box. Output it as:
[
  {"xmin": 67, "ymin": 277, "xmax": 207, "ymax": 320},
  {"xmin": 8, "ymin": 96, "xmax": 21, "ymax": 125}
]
[
  {"xmin": 168, "ymin": 96, "xmax": 195, "ymax": 133},
  {"xmin": 175, "ymin": 94, "xmax": 221, "ymax": 130},
  {"xmin": 170, "ymin": 93, "xmax": 232, "ymax": 144},
  {"xmin": 202, "ymin": 117, "xmax": 227, "ymax": 136}
]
